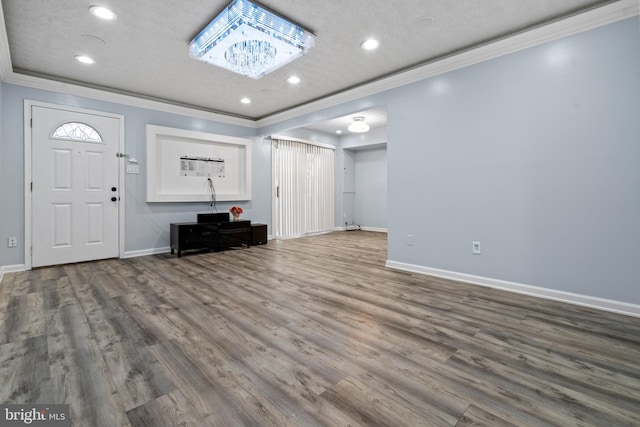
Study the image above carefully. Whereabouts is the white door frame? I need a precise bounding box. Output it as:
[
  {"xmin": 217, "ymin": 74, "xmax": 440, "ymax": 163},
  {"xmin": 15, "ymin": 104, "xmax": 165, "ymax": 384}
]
[{"xmin": 24, "ymin": 100, "xmax": 126, "ymax": 270}]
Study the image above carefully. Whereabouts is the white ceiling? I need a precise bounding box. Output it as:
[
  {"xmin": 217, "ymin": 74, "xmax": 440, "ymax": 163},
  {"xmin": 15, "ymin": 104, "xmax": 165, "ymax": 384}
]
[{"xmin": 0, "ymin": 0, "xmax": 622, "ymax": 126}]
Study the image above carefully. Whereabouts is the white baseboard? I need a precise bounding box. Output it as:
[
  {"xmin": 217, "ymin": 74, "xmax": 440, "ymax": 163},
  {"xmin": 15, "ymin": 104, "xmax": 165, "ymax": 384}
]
[
  {"xmin": 360, "ymin": 227, "xmax": 388, "ymax": 233},
  {"xmin": 336, "ymin": 226, "xmax": 388, "ymax": 233},
  {"xmin": 0, "ymin": 264, "xmax": 27, "ymax": 284},
  {"xmin": 122, "ymin": 236, "xmax": 276, "ymax": 258},
  {"xmin": 386, "ymin": 260, "xmax": 640, "ymax": 318},
  {"xmin": 122, "ymin": 247, "xmax": 171, "ymax": 259}
]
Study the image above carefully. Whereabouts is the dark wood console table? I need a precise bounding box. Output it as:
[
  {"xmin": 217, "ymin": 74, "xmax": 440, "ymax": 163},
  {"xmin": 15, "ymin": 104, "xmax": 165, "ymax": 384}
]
[{"xmin": 170, "ymin": 219, "xmax": 251, "ymax": 257}]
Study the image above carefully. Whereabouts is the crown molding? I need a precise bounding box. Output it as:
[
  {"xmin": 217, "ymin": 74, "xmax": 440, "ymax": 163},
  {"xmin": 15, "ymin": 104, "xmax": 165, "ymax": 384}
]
[
  {"xmin": 256, "ymin": 0, "xmax": 639, "ymax": 128},
  {"xmin": 1, "ymin": 1, "xmax": 637, "ymax": 128},
  {"xmin": 0, "ymin": 2, "xmax": 255, "ymax": 128},
  {"xmin": 4, "ymin": 72, "xmax": 257, "ymax": 127},
  {"xmin": 0, "ymin": 3, "xmax": 13, "ymax": 81}
]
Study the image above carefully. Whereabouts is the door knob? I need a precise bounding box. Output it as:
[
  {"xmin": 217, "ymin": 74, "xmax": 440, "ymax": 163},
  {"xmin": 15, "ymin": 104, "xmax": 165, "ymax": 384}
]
[
  {"xmin": 111, "ymin": 197, "xmax": 117, "ymax": 202},
  {"xmin": 111, "ymin": 187, "xmax": 117, "ymax": 192}
]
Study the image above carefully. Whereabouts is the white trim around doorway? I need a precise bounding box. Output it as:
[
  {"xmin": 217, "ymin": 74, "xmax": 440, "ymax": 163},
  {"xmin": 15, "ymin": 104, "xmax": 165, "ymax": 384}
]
[{"xmin": 23, "ymin": 100, "xmax": 126, "ymax": 270}]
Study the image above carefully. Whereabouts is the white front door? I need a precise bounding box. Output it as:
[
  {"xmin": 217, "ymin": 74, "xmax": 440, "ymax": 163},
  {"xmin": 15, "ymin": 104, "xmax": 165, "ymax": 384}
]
[{"xmin": 31, "ymin": 106, "xmax": 120, "ymax": 267}]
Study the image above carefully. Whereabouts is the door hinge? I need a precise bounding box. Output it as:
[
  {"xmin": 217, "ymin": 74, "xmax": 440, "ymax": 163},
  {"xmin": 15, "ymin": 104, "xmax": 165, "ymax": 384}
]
[
  {"xmin": 30, "ymin": 118, "xmax": 32, "ymax": 128},
  {"xmin": 30, "ymin": 182, "xmax": 33, "ymax": 192},
  {"xmin": 276, "ymin": 186, "xmax": 280, "ymax": 198}
]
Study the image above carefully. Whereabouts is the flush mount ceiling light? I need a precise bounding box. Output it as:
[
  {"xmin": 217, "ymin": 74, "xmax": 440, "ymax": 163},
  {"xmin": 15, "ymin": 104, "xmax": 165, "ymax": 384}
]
[
  {"xmin": 189, "ymin": 0, "xmax": 316, "ymax": 79},
  {"xmin": 348, "ymin": 117, "xmax": 370, "ymax": 133}
]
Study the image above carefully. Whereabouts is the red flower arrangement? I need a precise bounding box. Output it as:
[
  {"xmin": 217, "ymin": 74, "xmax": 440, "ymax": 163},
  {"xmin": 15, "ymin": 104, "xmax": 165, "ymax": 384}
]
[{"xmin": 230, "ymin": 206, "xmax": 243, "ymax": 215}]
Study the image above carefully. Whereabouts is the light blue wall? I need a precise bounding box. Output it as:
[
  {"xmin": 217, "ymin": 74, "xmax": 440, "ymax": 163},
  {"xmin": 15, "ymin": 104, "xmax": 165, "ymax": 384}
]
[
  {"xmin": 339, "ymin": 127, "xmax": 388, "ymax": 228},
  {"xmin": 0, "ymin": 81, "xmax": 4, "ymax": 267},
  {"xmin": 354, "ymin": 147, "xmax": 387, "ymax": 229},
  {"xmin": 1, "ymin": 17, "xmax": 638, "ymax": 306},
  {"xmin": 260, "ymin": 17, "xmax": 640, "ymax": 304},
  {"xmin": 341, "ymin": 127, "xmax": 387, "ymax": 150},
  {"xmin": 342, "ymin": 149, "xmax": 355, "ymax": 226},
  {"xmin": 0, "ymin": 84, "xmax": 268, "ymax": 265},
  {"xmin": 385, "ymin": 17, "xmax": 640, "ymax": 303}
]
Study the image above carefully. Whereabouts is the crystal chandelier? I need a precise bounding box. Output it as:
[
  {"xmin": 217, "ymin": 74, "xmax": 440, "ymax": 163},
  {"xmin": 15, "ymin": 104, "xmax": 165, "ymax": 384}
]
[
  {"xmin": 225, "ymin": 40, "xmax": 276, "ymax": 77},
  {"xmin": 189, "ymin": 0, "xmax": 315, "ymax": 79}
]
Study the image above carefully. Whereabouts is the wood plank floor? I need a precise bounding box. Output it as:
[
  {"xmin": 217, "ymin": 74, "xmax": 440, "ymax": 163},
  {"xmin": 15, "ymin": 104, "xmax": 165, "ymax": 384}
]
[{"xmin": 1, "ymin": 231, "xmax": 639, "ymax": 426}]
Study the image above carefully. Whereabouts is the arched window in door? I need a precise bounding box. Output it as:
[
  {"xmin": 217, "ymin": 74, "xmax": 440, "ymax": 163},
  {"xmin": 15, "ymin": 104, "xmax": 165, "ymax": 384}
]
[{"xmin": 51, "ymin": 122, "xmax": 103, "ymax": 143}]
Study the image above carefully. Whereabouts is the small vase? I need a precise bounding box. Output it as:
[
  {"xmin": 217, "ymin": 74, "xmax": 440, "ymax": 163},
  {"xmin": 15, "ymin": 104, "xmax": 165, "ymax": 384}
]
[{"xmin": 232, "ymin": 213, "xmax": 240, "ymax": 221}]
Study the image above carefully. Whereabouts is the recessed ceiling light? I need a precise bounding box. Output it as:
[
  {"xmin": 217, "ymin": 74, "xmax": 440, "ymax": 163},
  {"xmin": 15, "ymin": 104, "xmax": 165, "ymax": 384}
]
[
  {"xmin": 240, "ymin": 97, "xmax": 251, "ymax": 104},
  {"xmin": 361, "ymin": 39, "xmax": 380, "ymax": 51},
  {"xmin": 75, "ymin": 55, "xmax": 95, "ymax": 64},
  {"xmin": 287, "ymin": 76, "xmax": 301, "ymax": 84},
  {"xmin": 336, "ymin": 130, "xmax": 342, "ymax": 134},
  {"xmin": 89, "ymin": 6, "xmax": 118, "ymax": 20}
]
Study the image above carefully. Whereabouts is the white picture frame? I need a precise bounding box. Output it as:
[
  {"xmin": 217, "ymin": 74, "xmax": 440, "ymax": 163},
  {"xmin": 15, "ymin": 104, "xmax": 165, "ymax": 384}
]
[{"xmin": 146, "ymin": 125, "xmax": 252, "ymax": 202}]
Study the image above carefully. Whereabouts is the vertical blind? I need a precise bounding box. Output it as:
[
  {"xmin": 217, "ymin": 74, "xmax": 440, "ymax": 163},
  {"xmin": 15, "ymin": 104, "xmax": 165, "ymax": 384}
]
[{"xmin": 272, "ymin": 138, "xmax": 334, "ymax": 238}]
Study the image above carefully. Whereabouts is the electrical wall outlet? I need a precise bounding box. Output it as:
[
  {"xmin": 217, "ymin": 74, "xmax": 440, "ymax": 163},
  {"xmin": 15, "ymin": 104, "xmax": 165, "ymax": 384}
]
[
  {"xmin": 8, "ymin": 237, "xmax": 17, "ymax": 247},
  {"xmin": 472, "ymin": 241, "xmax": 481, "ymax": 254},
  {"xmin": 407, "ymin": 235, "xmax": 414, "ymax": 246}
]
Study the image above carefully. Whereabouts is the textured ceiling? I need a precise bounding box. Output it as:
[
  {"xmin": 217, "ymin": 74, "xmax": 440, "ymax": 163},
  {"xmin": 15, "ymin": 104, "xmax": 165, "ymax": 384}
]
[{"xmin": 1, "ymin": 0, "xmax": 617, "ymax": 122}]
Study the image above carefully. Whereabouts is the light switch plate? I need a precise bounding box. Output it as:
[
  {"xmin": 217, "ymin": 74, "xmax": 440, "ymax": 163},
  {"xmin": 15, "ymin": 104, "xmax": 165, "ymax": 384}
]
[{"xmin": 126, "ymin": 164, "xmax": 140, "ymax": 174}]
